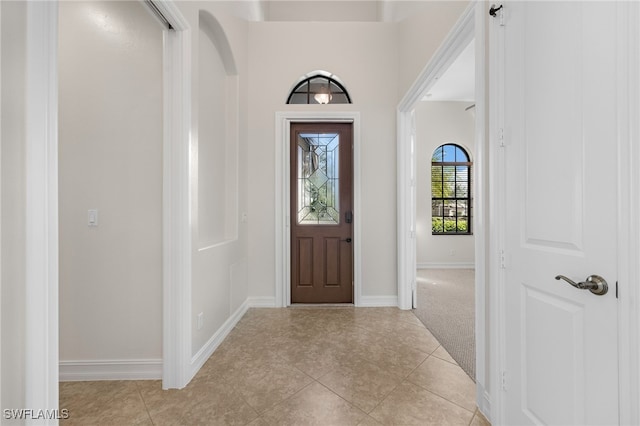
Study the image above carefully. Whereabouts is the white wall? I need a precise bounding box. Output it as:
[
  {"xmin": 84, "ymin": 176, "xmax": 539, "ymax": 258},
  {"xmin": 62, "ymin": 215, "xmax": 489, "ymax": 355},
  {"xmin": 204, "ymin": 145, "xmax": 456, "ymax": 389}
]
[
  {"xmin": 198, "ymin": 22, "xmax": 228, "ymax": 245},
  {"xmin": 415, "ymin": 101, "xmax": 475, "ymax": 268},
  {"xmin": 265, "ymin": 1, "xmax": 378, "ymax": 22},
  {"xmin": 247, "ymin": 22, "xmax": 399, "ymax": 303},
  {"xmin": 397, "ymin": 1, "xmax": 470, "ymax": 98},
  {"xmin": 58, "ymin": 1, "xmax": 163, "ymax": 368},
  {"xmin": 1, "ymin": 0, "xmax": 27, "ymax": 416},
  {"xmin": 175, "ymin": 2, "xmax": 250, "ymax": 359},
  {"xmin": 197, "ymin": 12, "xmax": 237, "ymax": 247}
]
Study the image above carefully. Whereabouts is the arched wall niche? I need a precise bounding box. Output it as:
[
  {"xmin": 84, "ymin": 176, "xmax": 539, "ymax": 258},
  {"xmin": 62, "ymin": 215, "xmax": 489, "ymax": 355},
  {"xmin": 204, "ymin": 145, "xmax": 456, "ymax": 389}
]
[
  {"xmin": 199, "ymin": 10, "xmax": 237, "ymax": 76},
  {"xmin": 197, "ymin": 9, "xmax": 239, "ymax": 247}
]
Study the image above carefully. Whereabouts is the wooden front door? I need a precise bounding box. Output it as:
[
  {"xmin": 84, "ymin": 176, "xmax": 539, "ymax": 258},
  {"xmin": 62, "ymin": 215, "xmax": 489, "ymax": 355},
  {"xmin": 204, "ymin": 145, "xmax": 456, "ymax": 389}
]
[{"xmin": 290, "ymin": 122, "xmax": 353, "ymax": 303}]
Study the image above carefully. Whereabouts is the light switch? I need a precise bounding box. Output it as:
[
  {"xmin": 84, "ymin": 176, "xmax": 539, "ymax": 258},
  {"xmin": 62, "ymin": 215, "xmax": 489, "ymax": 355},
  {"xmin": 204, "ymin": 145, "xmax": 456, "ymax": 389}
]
[{"xmin": 88, "ymin": 209, "xmax": 98, "ymax": 227}]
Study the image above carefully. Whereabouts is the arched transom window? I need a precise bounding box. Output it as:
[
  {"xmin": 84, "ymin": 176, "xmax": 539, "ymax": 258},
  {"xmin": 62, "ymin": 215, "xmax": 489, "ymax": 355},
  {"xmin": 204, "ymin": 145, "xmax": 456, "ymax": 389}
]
[
  {"xmin": 287, "ymin": 71, "xmax": 352, "ymax": 105},
  {"xmin": 431, "ymin": 143, "xmax": 472, "ymax": 234}
]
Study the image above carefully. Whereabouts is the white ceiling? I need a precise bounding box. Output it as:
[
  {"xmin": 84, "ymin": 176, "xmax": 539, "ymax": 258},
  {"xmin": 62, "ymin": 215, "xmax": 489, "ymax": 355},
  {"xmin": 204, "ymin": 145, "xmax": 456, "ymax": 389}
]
[{"xmin": 422, "ymin": 39, "xmax": 475, "ymax": 102}]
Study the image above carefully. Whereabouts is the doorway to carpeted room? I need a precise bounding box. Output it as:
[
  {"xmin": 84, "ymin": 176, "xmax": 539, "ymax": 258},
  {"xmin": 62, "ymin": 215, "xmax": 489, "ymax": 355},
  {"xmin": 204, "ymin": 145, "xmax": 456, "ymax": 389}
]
[{"xmin": 413, "ymin": 268, "xmax": 475, "ymax": 380}]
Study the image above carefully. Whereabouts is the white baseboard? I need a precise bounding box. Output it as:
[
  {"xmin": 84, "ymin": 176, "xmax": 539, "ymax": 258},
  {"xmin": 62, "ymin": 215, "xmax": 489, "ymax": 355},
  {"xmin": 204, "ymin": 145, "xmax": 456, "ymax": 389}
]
[
  {"xmin": 190, "ymin": 299, "xmax": 251, "ymax": 378},
  {"xmin": 247, "ymin": 296, "xmax": 277, "ymax": 307},
  {"xmin": 59, "ymin": 359, "xmax": 162, "ymax": 382},
  {"xmin": 358, "ymin": 295, "xmax": 398, "ymax": 307},
  {"xmin": 417, "ymin": 262, "xmax": 475, "ymax": 269},
  {"xmin": 60, "ymin": 298, "xmax": 256, "ymax": 384},
  {"xmin": 477, "ymin": 389, "xmax": 492, "ymax": 423}
]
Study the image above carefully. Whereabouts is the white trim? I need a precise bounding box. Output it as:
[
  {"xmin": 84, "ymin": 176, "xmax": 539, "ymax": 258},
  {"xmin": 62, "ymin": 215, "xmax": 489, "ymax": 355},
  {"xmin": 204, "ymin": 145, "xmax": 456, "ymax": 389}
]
[
  {"xmin": 472, "ymin": 3, "xmax": 489, "ymax": 421},
  {"xmin": 59, "ymin": 360, "xmax": 162, "ymax": 382},
  {"xmin": 189, "ymin": 299, "xmax": 250, "ymax": 379},
  {"xmin": 396, "ymin": 0, "xmax": 490, "ymax": 421},
  {"xmin": 396, "ymin": 110, "xmax": 415, "ymax": 311},
  {"xmin": 275, "ymin": 111, "xmax": 362, "ymax": 307},
  {"xmin": 397, "ymin": 6, "xmax": 475, "ymax": 112},
  {"xmin": 478, "ymin": 390, "xmax": 492, "ymax": 423},
  {"xmin": 0, "ymin": 1, "xmax": 3, "ymax": 408},
  {"xmin": 488, "ymin": 1, "xmax": 506, "ymax": 424},
  {"xmin": 247, "ymin": 296, "xmax": 278, "ymax": 308},
  {"xmin": 159, "ymin": 2, "xmax": 192, "ymax": 390},
  {"xmin": 618, "ymin": 2, "xmax": 640, "ymax": 424},
  {"xmin": 358, "ymin": 296, "xmax": 398, "ymax": 308},
  {"xmin": 25, "ymin": 1, "xmax": 59, "ymax": 419},
  {"xmin": 417, "ymin": 262, "xmax": 475, "ymax": 270}
]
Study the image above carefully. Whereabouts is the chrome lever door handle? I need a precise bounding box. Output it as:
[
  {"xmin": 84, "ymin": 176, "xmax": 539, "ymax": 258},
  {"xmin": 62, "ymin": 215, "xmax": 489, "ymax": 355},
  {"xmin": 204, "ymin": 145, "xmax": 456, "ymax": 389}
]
[{"xmin": 555, "ymin": 274, "xmax": 608, "ymax": 296}]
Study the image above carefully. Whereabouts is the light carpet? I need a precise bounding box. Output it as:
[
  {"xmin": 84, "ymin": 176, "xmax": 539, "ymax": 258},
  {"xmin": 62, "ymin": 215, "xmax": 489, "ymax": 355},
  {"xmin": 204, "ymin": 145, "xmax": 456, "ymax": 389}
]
[{"xmin": 413, "ymin": 268, "xmax": 475, "ymax": 381}]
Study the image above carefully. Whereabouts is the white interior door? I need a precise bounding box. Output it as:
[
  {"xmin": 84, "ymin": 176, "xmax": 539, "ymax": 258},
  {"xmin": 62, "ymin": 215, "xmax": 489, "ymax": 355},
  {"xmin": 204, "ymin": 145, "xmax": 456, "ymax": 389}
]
[{"xmin": 500, "ymin": 2, "xmax": 620, "ymax": 424}]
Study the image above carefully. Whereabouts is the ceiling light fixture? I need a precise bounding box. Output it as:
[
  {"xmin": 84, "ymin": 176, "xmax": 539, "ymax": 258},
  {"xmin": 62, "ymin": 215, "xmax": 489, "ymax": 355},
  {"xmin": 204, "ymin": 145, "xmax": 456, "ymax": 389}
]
[{"xmin": 314, "ymin": 86, "xmax": 332, "ymax": 104}]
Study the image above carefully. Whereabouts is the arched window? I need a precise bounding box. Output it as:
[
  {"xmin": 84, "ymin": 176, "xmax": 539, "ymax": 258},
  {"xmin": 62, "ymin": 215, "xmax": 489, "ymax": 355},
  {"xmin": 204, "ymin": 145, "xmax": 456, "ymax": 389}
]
[
  {"xmin": 286, "ymin": 71, "xmax": 352, "ymax": 104},
  {"xmin": 431, "ymin": 143, "xmax": 472, "ymax": 234}
]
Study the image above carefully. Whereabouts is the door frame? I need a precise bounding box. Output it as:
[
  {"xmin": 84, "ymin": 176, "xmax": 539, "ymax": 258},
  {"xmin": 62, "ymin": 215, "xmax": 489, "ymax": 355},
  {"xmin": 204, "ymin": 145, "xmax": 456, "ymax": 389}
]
[
  {"xmin": 289, "ymin": 122, "xmax": 354, "ymax": 304},
  {"xmin": 275, "ymin": 112, "xmax": 361, "ymax": 307},
  {"xmin": 489, "ymin": 1, "xmax": 640, "ymax": 424},
  {"xmin": 23, "ymin": 0, "xmax": 59, "ymax": 413},
  {"xmin": 23, "ymin": 0, "xmax": 193, "ymax": 403},
  {"xmin": 396, "ymin": 1, "xmax": 490, "ymax": 416},
  {"xmin": 620, "ymin": 4, "xmax": 640, "ymax": 423},
  {"xmin": 153, "ymin": 0, "xmax": 192, "ymax": 390}
]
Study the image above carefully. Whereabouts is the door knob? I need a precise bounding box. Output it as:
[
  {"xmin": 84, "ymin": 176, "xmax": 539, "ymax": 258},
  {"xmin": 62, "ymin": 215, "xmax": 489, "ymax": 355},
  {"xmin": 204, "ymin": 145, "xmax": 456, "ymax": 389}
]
[
  {"xmin": 555, "ymin": 274, "xmax": 608, "ymax": 296},
  {"xmin": 341, "ymin": 238, "xmax": 352, "ymax": 243}
]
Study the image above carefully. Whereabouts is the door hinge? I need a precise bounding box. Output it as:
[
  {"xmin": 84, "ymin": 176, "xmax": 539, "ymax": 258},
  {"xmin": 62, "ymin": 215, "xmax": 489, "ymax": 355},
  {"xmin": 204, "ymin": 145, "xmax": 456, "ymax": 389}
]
[
  {"xmin": 616, "ymin": 281, "xmax": 618, "ymax": 299},
  {"xmin": 498, "ymin": 127, "xmax": 505, "ymax": 147},
  {"xmin": 501, "ymin": 370, "xmax": 508, "ymax": 390},
  {"xmin": 500, "ymin": 249, "xmax": 506, "ymax": 269}
]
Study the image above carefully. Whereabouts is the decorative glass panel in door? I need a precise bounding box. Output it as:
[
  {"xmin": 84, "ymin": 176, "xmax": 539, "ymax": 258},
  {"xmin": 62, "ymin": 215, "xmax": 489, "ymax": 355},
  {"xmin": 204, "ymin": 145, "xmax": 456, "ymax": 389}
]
[{"xmin": 297, "ymin": 133, "xmax": 340, "ymax": 225}]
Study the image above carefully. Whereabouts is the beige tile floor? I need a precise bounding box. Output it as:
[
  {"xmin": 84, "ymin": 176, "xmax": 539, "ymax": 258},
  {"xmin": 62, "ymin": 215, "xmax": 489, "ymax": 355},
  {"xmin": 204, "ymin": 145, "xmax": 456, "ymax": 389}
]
[{"xmin": 60, "ymin": 307, "xmax": 491, "ymax": 426}]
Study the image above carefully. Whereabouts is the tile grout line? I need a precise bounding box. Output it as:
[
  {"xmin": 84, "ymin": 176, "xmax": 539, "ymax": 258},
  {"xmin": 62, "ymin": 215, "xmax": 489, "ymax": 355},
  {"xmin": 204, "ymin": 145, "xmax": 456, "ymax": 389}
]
[
  {"xmin": 135, "ymin": 381, "xmax": 157, "ymax": 426},
  {"xmin": 316, "ymin": 366, "xmax": 403, "ymax": 417},
  {"xmin": 407, "ymin": 377, "xmax": 477, "ymax": 416},
  {"xmin": 403, "ymin": 352, "xmax": 478, "ymax": 417},
  {"xmin": 313, "ymin": 380, "xmax": 370, "ymax": 422},
  {"xmin": 468, "ymin": 408, "xmax": 478, "ymax": 426},
  {"xmin": 253, "ymin": 378, "xmax": 319, "ymax": 423},
  {"xmin": 245, "ymin": 364, "xmax": 317, "ymax": 421}
]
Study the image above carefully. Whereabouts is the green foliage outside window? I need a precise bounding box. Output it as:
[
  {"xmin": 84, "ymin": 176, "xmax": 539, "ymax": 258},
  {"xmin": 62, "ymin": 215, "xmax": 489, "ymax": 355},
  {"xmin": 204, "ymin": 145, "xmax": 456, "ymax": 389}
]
[{"xmin": 432, "ymin": 217, "xmax": 468, "ymax": 233}]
